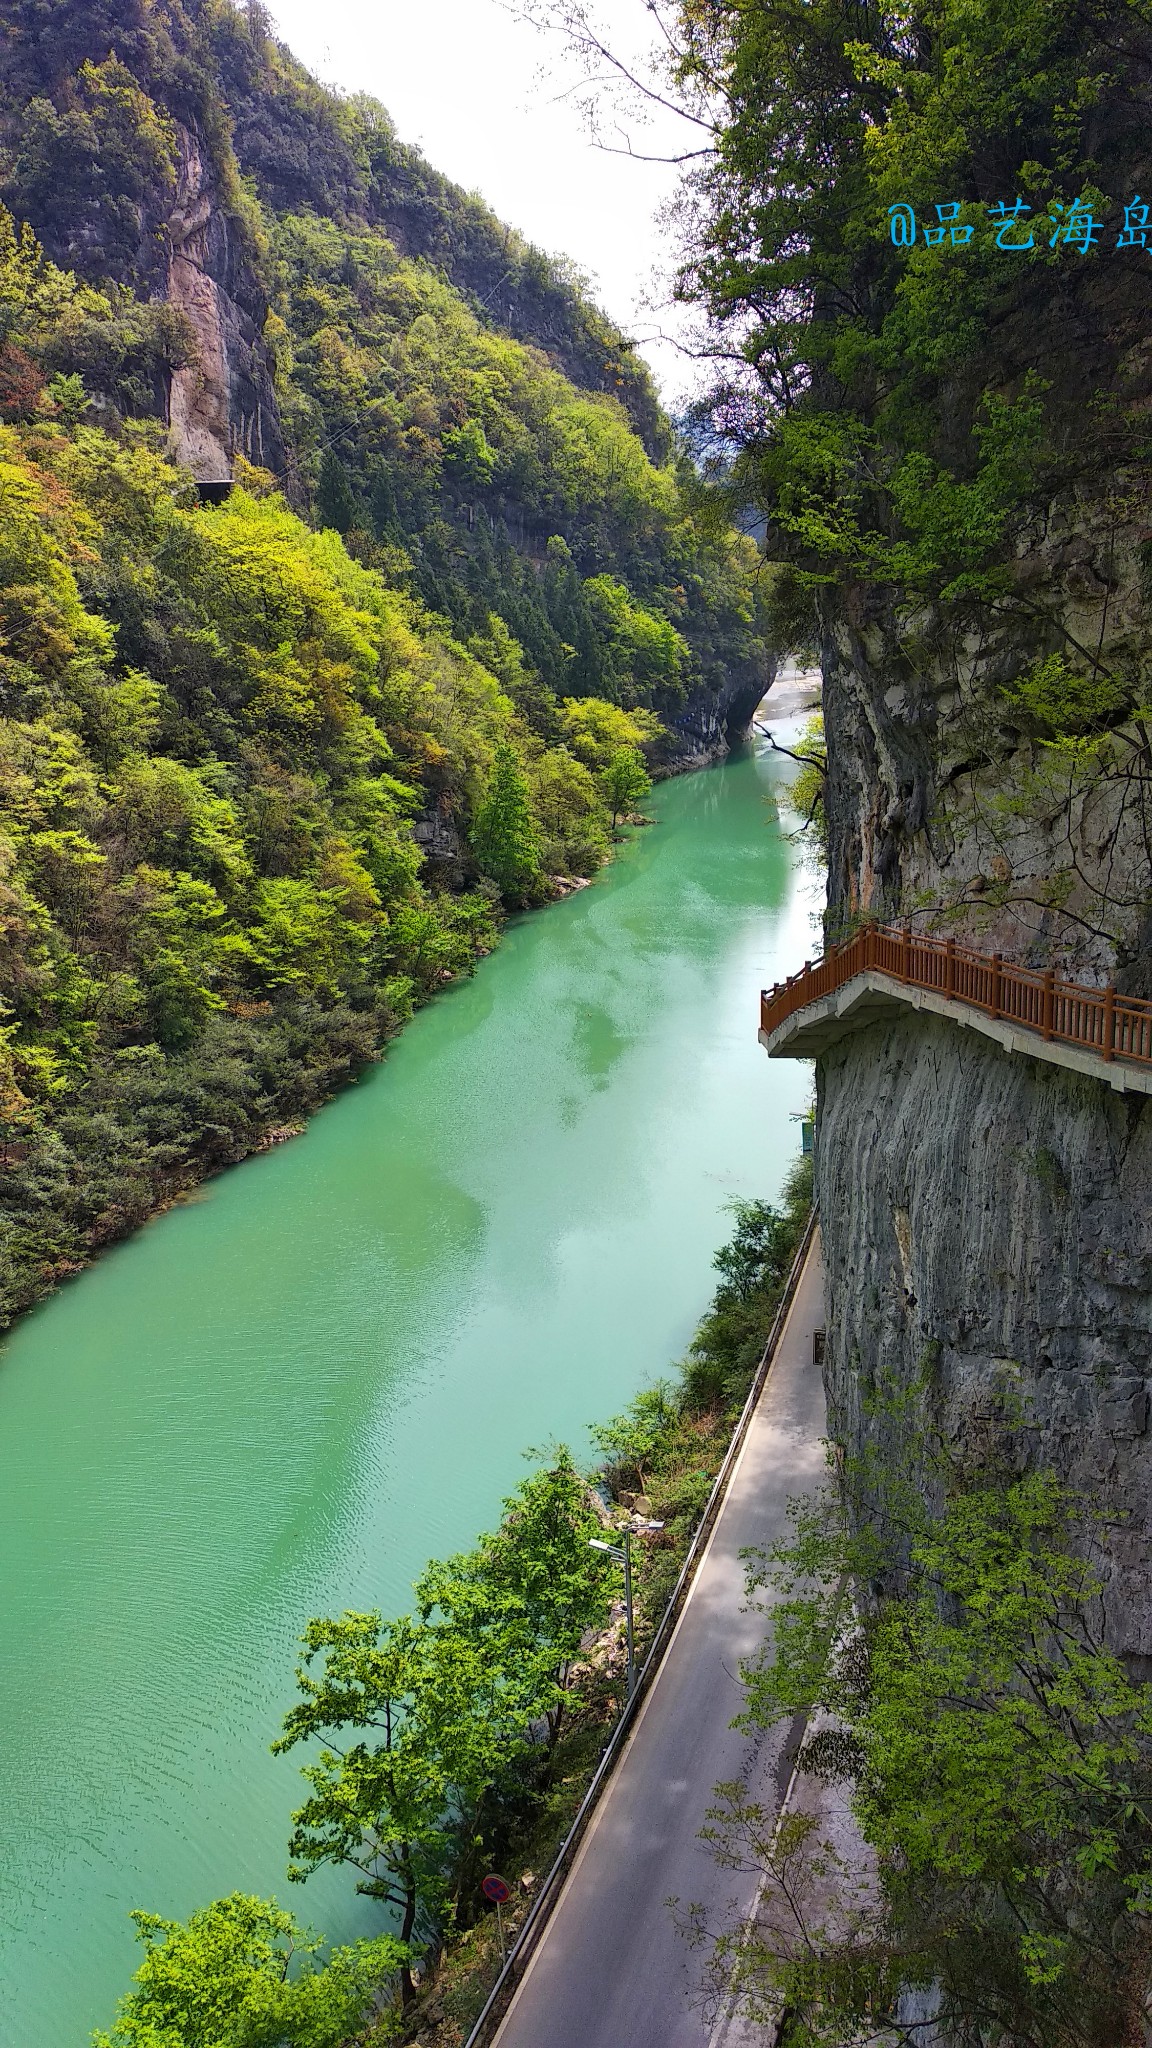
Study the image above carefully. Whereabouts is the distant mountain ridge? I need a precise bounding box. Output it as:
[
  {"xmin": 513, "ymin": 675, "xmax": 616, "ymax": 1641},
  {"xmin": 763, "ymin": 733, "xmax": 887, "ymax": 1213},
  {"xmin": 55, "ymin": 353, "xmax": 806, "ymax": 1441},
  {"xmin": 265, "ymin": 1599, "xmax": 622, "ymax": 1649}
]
[
  {"xmin": 0, "ymin": 0, "xmax": 769, "ymax": 738},
  {"xmin": 0, "ymin": 0, "xmax": 666, "ymax": 471},
  {"xmin": 0, "ymin": 0, "xmax": 775, "ymax": 1326}
]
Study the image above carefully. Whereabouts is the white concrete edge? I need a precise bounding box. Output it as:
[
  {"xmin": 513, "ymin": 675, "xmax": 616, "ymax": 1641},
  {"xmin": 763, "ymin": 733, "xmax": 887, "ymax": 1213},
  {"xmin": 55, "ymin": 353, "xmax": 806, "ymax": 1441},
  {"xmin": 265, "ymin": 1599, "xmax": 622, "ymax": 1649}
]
[{"xmin": 760, "ymin": 970, "xmax": 1152, "ymax": 1097}]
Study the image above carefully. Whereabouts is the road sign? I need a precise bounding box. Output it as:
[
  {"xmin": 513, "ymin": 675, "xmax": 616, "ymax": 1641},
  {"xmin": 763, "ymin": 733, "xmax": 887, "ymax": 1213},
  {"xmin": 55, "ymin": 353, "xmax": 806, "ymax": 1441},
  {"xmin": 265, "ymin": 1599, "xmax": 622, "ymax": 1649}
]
[{"xmin": 481, "ymin": 1872, "xmax": 511, "ymax": 1905}]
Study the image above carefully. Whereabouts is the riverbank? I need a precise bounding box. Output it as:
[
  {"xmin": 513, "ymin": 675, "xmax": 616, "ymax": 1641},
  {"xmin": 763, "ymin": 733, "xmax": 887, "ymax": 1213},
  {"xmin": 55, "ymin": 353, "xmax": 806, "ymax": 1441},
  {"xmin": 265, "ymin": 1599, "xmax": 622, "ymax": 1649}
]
[
  {"xmin": 398, "ymin": 1158, "xmax": 814, "ymax": 2048},
  {"xmin": 0, "ymin": 739, "xmax": 820, "ymax": 2042},
  {"xmin": 92, "ymin": 1159, "xmax": 815, "ymax": 2048},
  {"xmin": 0, "ymin": 755, "xmax": 679, "ymax": 1338},
  {"xmin": 0, "ymin": 672, "xmax": 813, "ymax": 1338}
]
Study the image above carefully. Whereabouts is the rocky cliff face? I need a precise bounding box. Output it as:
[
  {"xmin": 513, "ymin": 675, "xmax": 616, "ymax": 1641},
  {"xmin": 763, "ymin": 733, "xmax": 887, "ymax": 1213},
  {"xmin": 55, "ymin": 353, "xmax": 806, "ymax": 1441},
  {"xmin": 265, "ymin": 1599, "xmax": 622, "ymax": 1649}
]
[
  {"xmin": 671, "ymin": 652, "xmax": 778, "ymax": 761},
  {"xmin": 815, "ymin": 478, "xmax": 1152, "ymax": 1652},
  {"xmin": 820, "ymin": 498, "xmax": 1152, "ymax": 984},
  {"xmin": 818, "ymin": 1009, "xmax": 1152, "ymax": 1657},
  {"xmin": 166, "ymin": 122, "xmax": 283, "ymax": 479}
]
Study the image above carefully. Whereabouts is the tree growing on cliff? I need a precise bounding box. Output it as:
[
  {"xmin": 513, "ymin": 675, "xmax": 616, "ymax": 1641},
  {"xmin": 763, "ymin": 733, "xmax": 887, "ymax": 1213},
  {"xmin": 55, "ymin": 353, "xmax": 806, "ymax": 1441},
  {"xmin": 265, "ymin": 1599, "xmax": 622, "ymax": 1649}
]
[
  {"xmin": 698, "ymin": 1458, "xmax": 1152, "ymax": 2046},
  {"xmin": 470, "ymin": 741, "xmax": 542, "ymax": 901}
]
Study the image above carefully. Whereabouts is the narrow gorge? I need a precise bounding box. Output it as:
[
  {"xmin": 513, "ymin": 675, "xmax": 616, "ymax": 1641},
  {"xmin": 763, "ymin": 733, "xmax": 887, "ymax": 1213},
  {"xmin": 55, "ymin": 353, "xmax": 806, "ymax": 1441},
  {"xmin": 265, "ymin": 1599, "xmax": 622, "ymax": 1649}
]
[{"xmin": 3, "ymin": 0, "xmax": 1152, "ymax": 2040}]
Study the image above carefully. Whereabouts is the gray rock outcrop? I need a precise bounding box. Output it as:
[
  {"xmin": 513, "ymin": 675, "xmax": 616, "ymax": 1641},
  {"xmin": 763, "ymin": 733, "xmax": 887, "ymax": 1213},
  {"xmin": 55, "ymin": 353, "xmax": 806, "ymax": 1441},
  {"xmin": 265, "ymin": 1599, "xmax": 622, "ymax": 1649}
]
[
  {"xmin": 166, "ymin": 122, "xmax": 283, "ymax": 480},
  {"xmin": 818, "ymin": 1008, "xmax": 1152, "ymax": 1655}
]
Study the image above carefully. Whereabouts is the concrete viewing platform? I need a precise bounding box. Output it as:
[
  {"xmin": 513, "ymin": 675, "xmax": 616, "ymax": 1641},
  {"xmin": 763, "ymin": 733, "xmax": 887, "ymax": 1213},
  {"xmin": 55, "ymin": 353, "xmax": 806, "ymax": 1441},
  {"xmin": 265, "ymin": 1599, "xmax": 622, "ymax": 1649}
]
[{"xmin": 760, "ymin": 926, "xmax": 1152, "ymax": 1098}]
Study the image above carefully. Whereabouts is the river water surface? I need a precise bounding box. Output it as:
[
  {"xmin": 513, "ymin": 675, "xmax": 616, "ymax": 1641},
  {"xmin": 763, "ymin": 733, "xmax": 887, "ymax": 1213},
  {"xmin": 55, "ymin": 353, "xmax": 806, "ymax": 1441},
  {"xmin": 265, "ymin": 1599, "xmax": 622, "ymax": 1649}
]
[{"xmin": 0, "ymin": 725, "xmax": 818, "ymax": 2044}]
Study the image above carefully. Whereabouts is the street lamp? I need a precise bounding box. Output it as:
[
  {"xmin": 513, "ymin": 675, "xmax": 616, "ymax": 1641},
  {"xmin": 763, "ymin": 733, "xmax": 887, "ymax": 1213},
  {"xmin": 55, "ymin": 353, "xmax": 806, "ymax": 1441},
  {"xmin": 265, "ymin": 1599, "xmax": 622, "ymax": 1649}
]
[{"xmin": 589, "ymin": 1519, "xmax": 663, "ymax": 1701}]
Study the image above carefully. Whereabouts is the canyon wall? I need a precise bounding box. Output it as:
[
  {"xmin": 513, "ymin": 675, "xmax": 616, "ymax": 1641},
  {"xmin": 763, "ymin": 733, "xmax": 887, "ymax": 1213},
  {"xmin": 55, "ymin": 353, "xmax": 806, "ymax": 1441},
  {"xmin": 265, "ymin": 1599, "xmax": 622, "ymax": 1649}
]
[
  {"xmin": 817, "ymin": 1009, "xmax": 1152, "ymax": 1657},
  {"xmin": 814, "ymin": 479, "xmax": 1152, "ymax": 1655},
  {"xmin": 166, "ymin": 122, "xmax": 283, "ymax": 479}
]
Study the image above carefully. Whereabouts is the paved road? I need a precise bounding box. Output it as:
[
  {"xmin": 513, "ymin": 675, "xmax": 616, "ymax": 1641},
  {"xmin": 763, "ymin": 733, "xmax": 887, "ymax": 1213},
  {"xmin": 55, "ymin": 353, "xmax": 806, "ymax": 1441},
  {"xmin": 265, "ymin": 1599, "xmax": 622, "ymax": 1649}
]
[{"xmin": 492, "ymin": 1233, "xmax": 828, "ymax": 2048}]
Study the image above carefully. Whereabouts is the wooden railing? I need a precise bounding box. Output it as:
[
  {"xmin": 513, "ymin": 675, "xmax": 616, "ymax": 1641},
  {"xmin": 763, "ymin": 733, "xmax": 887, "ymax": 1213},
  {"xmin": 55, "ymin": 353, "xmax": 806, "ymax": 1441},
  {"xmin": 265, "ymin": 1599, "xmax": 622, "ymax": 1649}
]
[{"xmin": 761, "ymin": 924, "xmax": 1152, "ymax": 1068}]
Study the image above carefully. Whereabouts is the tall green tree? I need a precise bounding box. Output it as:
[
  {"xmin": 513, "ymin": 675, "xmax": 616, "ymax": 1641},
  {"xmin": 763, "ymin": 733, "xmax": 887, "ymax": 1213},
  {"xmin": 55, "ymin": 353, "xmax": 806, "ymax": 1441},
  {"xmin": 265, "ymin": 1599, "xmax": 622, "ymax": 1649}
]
[
  {"xmin": 590, "ymin": 1382, "xmax": 679, "ymax": 1498},
  {"xmin": 416, "ymin": 1450, "xmax": 614, "ymax": 1749},
  {"xmin": 315, "ymin": 450, "xmax": 357, "ymax": 534},
  {"xmin": 469, "ymin": 741, "xmax": 542, "ymax": 901},
  {"xmin": 274, "ymin": 1607, "xmax": 554, "ymax": 1999},
  {"xmin": 91, "ymin": 1893, "xmax": 406, "ymax": 2048},
  {"xmin": 599, "ymin": 746, "xmax": 651, "ymax": 831}
]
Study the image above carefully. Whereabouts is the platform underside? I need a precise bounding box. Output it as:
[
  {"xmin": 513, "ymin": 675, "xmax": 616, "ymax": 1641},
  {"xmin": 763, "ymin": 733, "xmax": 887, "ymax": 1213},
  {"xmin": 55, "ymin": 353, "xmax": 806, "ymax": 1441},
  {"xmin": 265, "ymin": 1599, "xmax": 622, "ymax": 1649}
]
[{"xmin": 760, "ymin": 969, "xmax": 1152, "ymax": 1097}]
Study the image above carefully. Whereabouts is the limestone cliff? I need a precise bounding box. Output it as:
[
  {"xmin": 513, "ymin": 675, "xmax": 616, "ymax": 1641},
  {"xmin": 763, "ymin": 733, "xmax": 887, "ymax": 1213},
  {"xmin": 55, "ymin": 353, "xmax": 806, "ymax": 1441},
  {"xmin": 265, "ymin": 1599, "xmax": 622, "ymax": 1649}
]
[
  {"xmin": 815, "ymin": 482, "xmax": 1152, "ymax": 1655},
  {"xmin": 165, "ymin": 122, "xmax": 283, "ymax": 479},
  {"xmin": 818, "ymin": 1010, "xmax": 1152, "ymax": 1657}
]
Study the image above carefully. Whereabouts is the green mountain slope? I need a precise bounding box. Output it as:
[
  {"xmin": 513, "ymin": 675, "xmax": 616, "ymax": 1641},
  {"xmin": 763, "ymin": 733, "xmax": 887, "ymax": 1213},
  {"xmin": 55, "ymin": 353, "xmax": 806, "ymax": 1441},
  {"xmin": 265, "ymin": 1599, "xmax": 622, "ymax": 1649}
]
[{"xmin": 0, "ymin": 0, "xmax": 775, "ymax": 1324}]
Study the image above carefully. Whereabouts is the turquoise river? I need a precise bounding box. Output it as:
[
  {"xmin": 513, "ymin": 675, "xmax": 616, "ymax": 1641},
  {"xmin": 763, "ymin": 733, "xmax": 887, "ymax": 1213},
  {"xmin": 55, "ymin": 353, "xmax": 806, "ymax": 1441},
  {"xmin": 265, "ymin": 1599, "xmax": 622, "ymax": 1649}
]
[{"xmin": 0, "ymin": 724, "xmax": 818, "ymax": 2044}]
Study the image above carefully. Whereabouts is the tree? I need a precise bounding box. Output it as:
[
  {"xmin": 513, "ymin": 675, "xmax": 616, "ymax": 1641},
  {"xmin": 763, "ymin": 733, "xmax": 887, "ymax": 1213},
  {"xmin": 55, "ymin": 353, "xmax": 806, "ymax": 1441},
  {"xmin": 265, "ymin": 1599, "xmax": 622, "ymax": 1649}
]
[
  {"xmin": 91, "ymin": 1893, "xmax": 406, "ymax": 2048},
  {"xmin": 599, "ymin": 745, "xmax": 651, "ymax": 831},
  {"xmin": 315, "ymin": 450, "xmax": 357, "ymax": 533},
  {"xmin": 0, "ymin": 339, "xmax": 43, "ymax": 418},
  {"xmin": 46, "ymin": 369, "xmax": 87, "ymax": 424},
  {"xmin": 558, "ymin": 698, "xmax": 664, "ymax": 775},
  {"xmin": 530, "ymin": 746, "xmax": 610, "ymax": 875},
  {"xmin": 708, "ymin": 1456, "xmax": 1152, "ymax": 2047},
  {"xmin": 580, "ymin": 574, "xmax": 688, "ymax": 711},
  {"xmin": 274, "ymin": 1608, "xmax": 553, "ymax": 1998},
  {"xmin": 591, "ymin": 1382, "xmax": 678, "ymax": 1498},
  {"xmin": 416, "ymin": 1450, "xmax": 614, "ymax": 1749},
  {"xmin": 469, "ymin": 741, "xmax": 541, "ymax": 901},
  {"xmin": 710, "ymin": 1199, "xmax": 795, "ymax": 1307},
  {"xmin": 786, "ymin": 714, "xmax": 827, "ymax": 855}
]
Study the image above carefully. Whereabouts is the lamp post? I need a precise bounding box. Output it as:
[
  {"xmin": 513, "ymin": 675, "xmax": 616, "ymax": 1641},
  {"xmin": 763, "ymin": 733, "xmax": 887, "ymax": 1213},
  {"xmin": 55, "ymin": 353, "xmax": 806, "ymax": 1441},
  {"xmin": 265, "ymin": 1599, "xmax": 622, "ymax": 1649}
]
[{"xmin": 589, "ymin": 1519, "xmax": 663, "ymax": 1701}]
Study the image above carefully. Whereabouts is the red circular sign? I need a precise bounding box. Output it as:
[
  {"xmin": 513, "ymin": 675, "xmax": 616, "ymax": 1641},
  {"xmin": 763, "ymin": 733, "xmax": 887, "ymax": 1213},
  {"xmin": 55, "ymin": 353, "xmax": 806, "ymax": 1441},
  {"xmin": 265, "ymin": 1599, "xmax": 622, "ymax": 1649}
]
[{"xmin": 482, "ymin": 1873, "xmax": 512, "ymax": 1905}]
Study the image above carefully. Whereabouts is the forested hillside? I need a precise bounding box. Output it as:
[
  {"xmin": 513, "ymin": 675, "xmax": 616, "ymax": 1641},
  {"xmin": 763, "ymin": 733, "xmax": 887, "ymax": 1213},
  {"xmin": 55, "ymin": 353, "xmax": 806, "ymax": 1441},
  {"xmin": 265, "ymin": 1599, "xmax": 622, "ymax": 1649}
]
[{"xmin": 0, "ymin": 0, "xmax": 774, "ymax": 1324}]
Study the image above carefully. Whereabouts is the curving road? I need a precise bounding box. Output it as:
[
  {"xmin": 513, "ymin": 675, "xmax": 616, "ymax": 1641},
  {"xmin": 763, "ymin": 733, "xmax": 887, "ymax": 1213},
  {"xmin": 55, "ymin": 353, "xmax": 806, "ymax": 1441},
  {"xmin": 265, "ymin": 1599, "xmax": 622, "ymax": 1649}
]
[{"xmin": 491, "ymin": 1231, "xmax": 828, "ymax": 2048}]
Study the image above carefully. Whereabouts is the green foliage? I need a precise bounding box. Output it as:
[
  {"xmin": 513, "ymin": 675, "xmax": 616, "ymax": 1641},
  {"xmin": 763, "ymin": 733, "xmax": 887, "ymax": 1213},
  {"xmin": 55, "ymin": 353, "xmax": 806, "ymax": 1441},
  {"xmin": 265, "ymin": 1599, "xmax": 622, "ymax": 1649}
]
[
  {"xmin": 557, "ymin": 697, "xmax": 664, "ymax": 773},
  {"xmin": 256, "ymin": 204, "xmax": 768, "ymax": 725},
  {"xmin": 590, "ymin": 1382, "xmax": 680, "ymax": 1497},
  {"xmin": 91, "ymin": 1893, "xmax": 406, "ymax": 2048},
  {"xmin": 578, "ymin": 574, "xmax": 689, "ymax": 709},
  {"xmin": 710, "ymin": 1197, "xmax": 801, "ymax": 1306},
  {"xmin": 787, "ymin": 715, "xmax": 827, "ymax": 852},
  {"xmin": 599, "ymin": 746, "xmax": 651, "ymax": 831},
  {"xmin": 0, "ymin": 2, "xmax": 775, "ymax": 1324},
  {"xmin": 728, "ymin": 1443, "xmax": 1152, "ymax": 2044},
  {"xmin": 1004, "ymin": 653, "xmax": 1133, "ymax": 744},
  {"xmin": 529, "ymin": 745, "xmax": 610, "ymax": 875},
  {"xmin": 683, "ymin": 1159, "xmax": 814, "ymax": 1410},
  {"xmin": 469, "ymin": 741, "xmax": 542, "ymax": 902},
  {"xmin": 672, "ymin": 0, "xmax": 1150, "ymax": 645},
  {"xmin": 415, "ymin": 1449, "xmax": 613, "ymax": 1746},
  {"xmin": 0, "ymin": 417, "xmax": 580, "ymax": 1325},
  {"xmin": 274, "ymin": 1453, "xmax": 613, "ymax": 1988},
  {"xmin": 10, "ymin": 58, "xmax": 177, "ymax": 272}
]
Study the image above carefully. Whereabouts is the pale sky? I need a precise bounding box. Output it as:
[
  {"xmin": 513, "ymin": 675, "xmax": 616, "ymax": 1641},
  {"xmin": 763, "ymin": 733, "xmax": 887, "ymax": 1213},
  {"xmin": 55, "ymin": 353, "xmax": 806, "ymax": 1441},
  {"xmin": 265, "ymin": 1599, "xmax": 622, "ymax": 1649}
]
[{"xmin": 263, "ymin": 0, "xmax": 698, "ymax": 405}]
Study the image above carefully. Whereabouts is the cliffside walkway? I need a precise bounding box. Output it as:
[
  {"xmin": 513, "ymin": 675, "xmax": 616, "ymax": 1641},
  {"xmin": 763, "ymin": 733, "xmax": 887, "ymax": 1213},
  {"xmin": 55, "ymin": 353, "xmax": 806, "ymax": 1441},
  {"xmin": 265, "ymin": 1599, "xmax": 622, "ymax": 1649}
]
[{"xmin": 760, "ymin": 923, "xmax": 1152, "ymax": 1095}]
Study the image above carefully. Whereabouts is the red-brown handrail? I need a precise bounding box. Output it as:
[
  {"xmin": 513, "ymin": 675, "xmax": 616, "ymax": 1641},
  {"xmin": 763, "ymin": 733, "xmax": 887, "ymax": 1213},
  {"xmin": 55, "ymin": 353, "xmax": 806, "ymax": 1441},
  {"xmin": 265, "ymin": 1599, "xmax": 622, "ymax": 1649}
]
[{"xmin": 761, "ymin": 925, "xmax": 1152, "ymax": 1068}]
